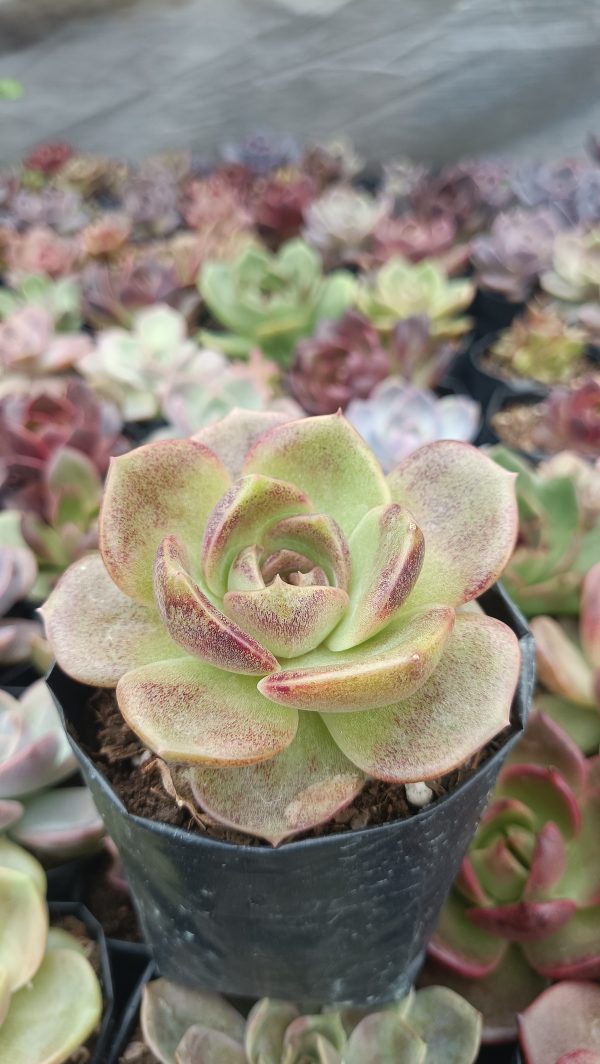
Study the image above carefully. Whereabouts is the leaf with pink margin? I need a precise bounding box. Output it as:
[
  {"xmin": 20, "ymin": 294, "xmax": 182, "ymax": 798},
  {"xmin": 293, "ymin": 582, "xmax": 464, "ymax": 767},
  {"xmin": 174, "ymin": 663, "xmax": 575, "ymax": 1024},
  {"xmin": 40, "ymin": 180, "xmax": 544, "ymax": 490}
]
[
  {"xmin": 550, "ymin": 792, "xmax": 600, "ymax": 906},
  {"xmin": 243, "ymin": 412, "xmax": 390, "ymax": 537},
  {"xmin": 581, "ymin": 562, "xmax": 600, "ymax": 669},
  {"xmin": 387, "ymin": 441, "xmax": 517, "ymax": 608},
  {"xmin": 518, "ymin": 981, "xmax": 600, "ymax": 1064},
  {"xmin": 455, "ymin": 856, "xmax": 492, "ymax": 906},
  {"xmin": 531, "ymin": 617, "xmax": 596, "ymax": 707},
  {"xmin": 556, "ymin": 1052, "xmax": 600, "ymax": 1064},
  {"xmin": 10, "ymin": 787, "xmax": 104, "ymax": 859},
  {"xmin": 245, "ymin": 999, "xmax": 299, "ymax": 1064},
  {"xmin": 224, "ymin": 578, "xmax": 348, "ymax": 659},
  {"xmin": 201, "ymin": 475, "xmax": 313, "ymax": 597},
  {"xmin": 227, "ymin": 545, "xmax": 265, "ymax": 592},
  {"xmin": 187, "ymin": 713, "xmax": 365, "ymax": 845},
  {"xmin": 262, "ymin": 513, "xmax": 351, "ymax": 590},
  {"xmin": 522, "ymin": 908, "xmax": 600, "ymax": 979},
  {"xmin": 321, "ymin": 612, "xmax": 518, "ymax": 781},
  {"xmin": 475, "ymin": 799, "xmax": 537, "ymax": 849},
  {"xmin": 507, "ymin": 712, "xmax": 587, "ymax": 794},
  {"xmin": 523, "ymin": 822, "xmax": 568, "ymax": 899},
  {"xmin": 176, "ymin": 1026, "xmax": 246, "ymax": 1064},
  {"xmin": 0, "ymin": 867, "xmax": 47, "ymax": 992},
  {"xmin": 428, "ymin": 891, "xmax": 508, "ymax": 979},
  {"xmin": 194, "ymin": 409, "xmax": 297, "ymax": 478},
  {"xmin": 497, "ymin": 765, "xmax": 582, "ymax": 840},
  {"xmin": 258, "ymin": 606, "xmax": 455, "ymax": 712},
  {"xmin": 40, "ymin": 553, "xmax": 183, "ymax": 687},
  {"xmin": 405, "ymin": 985, "xmax": 482, "ymax": 1064},
  {"xmin": 141, "ymin": 978, "xmax": 245, "ymax": 1064},
  {"xmin": 344, "ymin": 1012, "xmax": 426, "ymax": 1064},
  {"xmin": 471, "ymin": 840, "xmax": 529, "ymax": 904},
  {"xmin": 469, "ymin": 899, "xmax": 577, "ymax": 941},
  {"xmin": 154, "ymin": 535, "xmax": 277, "ymax": 674},
  {"xmin": 117, "ymin": 658, "xmax": 298, "ymax": 766},
  {"xmin": 534, "ymin": 693, "xmax": 600, "ymax": 756},
  {"xmin": 100, "ymin": 439, "xmax": 231, "ymax": 605},
  {"xmin": 283, "ymin": 1013, "xmax": 346, "ymax": 1058},
  {"xmin": 326, "ymin": 504, "xmax": 424, "ymax": 652}
]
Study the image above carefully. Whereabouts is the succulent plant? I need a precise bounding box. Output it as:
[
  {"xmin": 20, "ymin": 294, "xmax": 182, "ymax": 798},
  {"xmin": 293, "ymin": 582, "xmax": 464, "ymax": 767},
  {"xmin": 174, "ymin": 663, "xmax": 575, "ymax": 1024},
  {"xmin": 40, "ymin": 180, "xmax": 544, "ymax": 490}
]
[
  {"xmin": 380, "ymin": 158, "xmax": 430, "ymax": 212},
  {"xmin": 518, "ymin": 981, "xmax": 600, "ymax": 1064},
  {"xmin": 471, "ymin": 209, "xmax": 560, "ymax": 302},
  {"xmin": 370, "ymin": 212, "xmax": 468, "ymax": 275},
  {"xmin": 302, "ymin": 184, "xmax": 388, "ymax": 263},
  {"xmin": 511, "ymin": 160, "xmax": 587, "ymax": 223},
  {"xmin": 0, "ymin": 305, "xmax": 91, "ymax": 381},
  {"xmin": 428, "ymin": 711, "xmax": 600, "ymax": 1041},
  {"xmin": 346, "ymin": 380, "xmax": 480, "ymax": 471},
  {"xmin": 573, "ymin": 168, "xmax": 600, "ymax": 225},
  {"xmin": 488, "ymin": 304, "xmax": 588, "ymax": 385},
  {"xmin": 409, "ymin": 165, "xmax": 491, "ymax": 235},
  {"xmin": 387, "ymin": 314, "xmax": 461, "ymax": 389},
  {"xmin": 0, "ymin": 680, "xmax": 103, "ymax": 857},
  {"xmin": 0, "ymin": 537, "xmax": 46, "ymax": 667},
  {"xmin": 57, "ymin": 152, "xmax": 129, "ymax": 199},
  {"xmin": 357, "ymin": 257, "xmax": 474, "ymax": 340},
  {"xmin": 8, "ymin": 185, "xmax": 88, "ymax": 234},
  {"xmin": 42, "ymin": 410, "xmax": 519, "ymax": 844},
  {"xmin": 541, "ymin": 229, "xmax": 600, "ymax": 303},
  {"xmin": 0, "ymin": 839, "xmax": 102, "ymax": 1060},
  {"xmin": 253, "ymin": 172, "xmax": 317, "ymax": 245},
  {"xmin": 289, "ymin": 311, "xmax": 390, "ymax": 415},
  {"xmin": 23, "ymin": 141, "xmax": 74, "ymax": 175},
  {"xmin": 79, "ymin": 213, "xmax": 133, "ymax": 259},
  {"xmin": 300, "ymin": 137, "xmax": 363, "ymax": 188},
  {"xmin": 531, "ymin": 562, "xmax": 600, "ymax": 753},
  {"xmin": 221, "ymin": 132, "xmax": 299, "ymax": 175},
  {"xmin": 531, "ymin": 378, "xmax": 600, "ymax": 459},
  {"xmin": 0, "ymin": 274, "xmax": 81, "ymax": 333},
  {"xmin": 180, "ymin": 173, "xmax": 252, "ymax": 233},
  {"xmin": 199, "ymin": 240, "xmax": 357, "ymax": 363},
  {"xmin": 122, "ymin": 169, "xmax": 181, "ymax": 238},
  {"xmin": 5, "ymin": 226, "xmax": 81, "ymax": 282},
  {"xmin": 489, "ymin": 447, "xmax": 600, "ymax": 619},
  {"xmin": 139, "ymin": 978, "xmax": 482, "ymax": 1064},
  {"xmin": 81, "ymin": 256, "xmax": 181, "ymax": 329}
]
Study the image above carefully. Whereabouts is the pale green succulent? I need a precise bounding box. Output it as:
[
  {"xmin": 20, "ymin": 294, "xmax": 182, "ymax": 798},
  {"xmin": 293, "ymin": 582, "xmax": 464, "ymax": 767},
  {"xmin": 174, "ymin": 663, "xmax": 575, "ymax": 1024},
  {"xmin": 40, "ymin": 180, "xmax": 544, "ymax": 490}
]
[
  {"xmin": 541, "ymin": 228, "xmax": 600, "ymax": 303},
  {"xmin": 357, "ymin": 257, "xmax": 474, "ymax": 339},
  {"xmin": 0, "ymin": 275, "xmax": 81, "ymax": 333},
  {"xmin": 0, "ymin": 839, "xmax": 102, "ymax": 1062},
  {"xmin": 489, "ymin": 304, "xmax": 587, "ymax": 385},
  {"xmin": 198, "ymin": 239, "xmax": 357, "ymax": 364}
]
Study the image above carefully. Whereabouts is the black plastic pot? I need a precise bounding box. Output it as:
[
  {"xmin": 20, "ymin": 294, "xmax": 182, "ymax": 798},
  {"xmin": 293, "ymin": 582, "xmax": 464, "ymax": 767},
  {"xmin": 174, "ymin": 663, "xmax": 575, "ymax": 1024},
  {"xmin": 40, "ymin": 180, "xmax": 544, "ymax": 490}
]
[
  {"xmin": 48, "ymin": 583, "xmax": 533, "ymax": 1006},
  {"xmin": 466, "ymin": 334, "xmax": 549, "ymax": 413},
  {"xmin": 482, "ymin": 387, "xmax": 549, "ymax": 461},
  {"xmin": 48, "ymin": 901, "xmax": 115, "ymax": 1063},
  {"xmin": 470, "ymin": 290, "xmax": 526, "ymax": 339}
]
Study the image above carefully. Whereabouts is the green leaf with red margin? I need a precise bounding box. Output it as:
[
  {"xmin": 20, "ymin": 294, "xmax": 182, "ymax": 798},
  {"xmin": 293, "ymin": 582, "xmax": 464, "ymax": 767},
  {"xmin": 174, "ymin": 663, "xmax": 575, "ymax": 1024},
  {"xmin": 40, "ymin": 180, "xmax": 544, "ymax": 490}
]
[
  {"xmin": 428, "ymin": 891, "xmax": 508, "ymax": 979},
  {"xmin": 321, "ymin": 612, "xmax": 519, "ymax": 782},
  {"xmin": 242, "ymin": 413, "xmax": 390, "ymax": 537},
  {"xmin": 117, "ymin": 658, "xmax": 298, "ymax": 766},
  {"xmin": 523, "ymin": 822, "xmax": 568, "ymax": 899},
  {"xmin": 534, "ymin": 693, "xmax": 600, "ymax": 756},
  {"xmin": 531, "ymin": 617, "xmax": 596, "ymax": 707},
  {"xmin": 507, "ymin": 711, "xmax": 587, "ymax": 794},
  {"xmin": 548, "ymin": 791, "xmax": 600, "ymax": 907},
  {"xmin": 40, "ymin": 553, "xmax": 183, "ymax": 687},
  {"xmin": 470, "ymin": 840, "xmax": 529, "ymax": 904},
  {"xmin": 497, "ymin": 765, "xmax": 582, "ymax": 839},
  {"xmin": 580, "ymin": 562, "xmax": 600, "ymax": 669},
  {"xmin": 100, "ymin": 439, "xmax": 230, "ymax": 605},
  {"xmin": 193, "ymin": 410, "xmax": 298, "ymax": 479},
  {"xmin": 469, "ymin": 899, "xmax": 577, "ymax": 942},
  {"xmin": 387, "ymin": 441, "xmax": 517, "ymax": 608},
  {"xmin": 522, "ymin": 907, "xmax": 600, "ymax": 979},
  {"xmin": 186, "ymin": 713, "xmax": 365, "ymax": 845},
  {"xmin": 518, "ymin": 981, "xmax": 600, "ymax": 1064},
  {"xmin": 245, "ymin": 1000, "xmax": 299, "ymax": 1064},
  {"xmin": 224, "ymin": 578, "xmax": 348, "ymax": 659},
  {"xmin": 175, "ymin": 1026, "xmax": 246, "ymax": 1064}
]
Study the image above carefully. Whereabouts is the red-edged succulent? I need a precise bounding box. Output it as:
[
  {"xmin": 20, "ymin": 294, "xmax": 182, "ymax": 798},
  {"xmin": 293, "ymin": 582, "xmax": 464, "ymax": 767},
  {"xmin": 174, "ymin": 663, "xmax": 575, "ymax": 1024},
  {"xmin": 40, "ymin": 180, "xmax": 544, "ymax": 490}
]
[
  {"xmin": 531, "ymin": 378, "xmax": 600, "ymax": 460},
  {"xmin": 0, "ymin": 538, "xmax": 43, "ymax": 666},
  {"xmin": 5, "ymin": 227, "xmax": 81, "ymax": 283},
  {"xmin": 252, "ymin": 171, "xmax": 317, "ymax": 246},
  {"xmin": 81, "ymin": 255, "xmax": 181, "ymax": 329},
  {"xmin": 518, "ymin": 981, "xmax": 600, "ymax": 1064},
  {"xmin": 0, "ymin": 305, "xmax": 91, "ymax": 380},
  {"xmin": 42, "ymin": 411, "xmax": 519, "ymax": 845},
  {"xmin": 428, "ymin": 712, "xmax": 600, "ymax": 1041},
  {"xmin": 23, "ymin": 142, "xmax": 75, "ymax": 176}
]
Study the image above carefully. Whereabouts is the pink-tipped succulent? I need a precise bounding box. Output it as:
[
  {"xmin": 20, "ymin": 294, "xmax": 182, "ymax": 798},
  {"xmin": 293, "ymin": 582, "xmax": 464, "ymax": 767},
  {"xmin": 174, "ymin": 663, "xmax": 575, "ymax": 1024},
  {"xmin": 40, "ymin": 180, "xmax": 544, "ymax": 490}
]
[
  {"xmin": 4, "ymin": 227, "xmax": 81, "ymax": 283},
  {"xmin": 0, "ymin": 539, "xmax": 45, "ymax": 667},
  {"xmin": 531, "ymin": 378, "xmax": 600, "ymax": 459},
  {"xmin": 471, "ymin": 209, "xmax": 561, "ymax": 302},
  {"xmin": 42, "ymin": 410, "xmax": 519, "ymax": 845},
  {"xmin": 370, "ymin": 212, "xmax": 470, "ymax": 275},
  {"xmin": 518, "ymin": 982, "xmax": 600, "ymax": 1064},
  {"xmin": 23, "ymin": 141, "xmax": 75, "ymax": 176},
  {"xmin": 252, "ymin": 171, "xmax": 317, "ymax": 246},
  {"xmin": 79, "ymin": 214, "xmax": 133, "ymax": 259},
  {"xmin": 0, "ymin": 305, "xmax": 91, "ymax": 381},
  {"xmin": 302, "ymin": 184, "xmax": 389, "ymax": 265},
  {"xmin": 7, "ymin": 186, "xmax": 88, "ymax": 234},
  {"xmin": 81, "ymin": 256, "xmax": 181, "ymax": 329},
  {"xmin": 531, "ymin": 561, "xmax": 600, "ymax": 753},
  {"xmin": 0, "ymin": 680, "xmax": 103, "ymax": 857},
  {"xmin": 121, "ymin": 166, "xmax": 181, "ymax": 238},
  {"xmin": 139, "ymin": 979, "xmax": 482, "ymax": 1064},
  {"xmin": 387, "ymin": 314, "xmax": 461, "ymax": 389},
  {"xmin": 428, "ymin": 712, "xmax": 600, "ymax": 1042}
]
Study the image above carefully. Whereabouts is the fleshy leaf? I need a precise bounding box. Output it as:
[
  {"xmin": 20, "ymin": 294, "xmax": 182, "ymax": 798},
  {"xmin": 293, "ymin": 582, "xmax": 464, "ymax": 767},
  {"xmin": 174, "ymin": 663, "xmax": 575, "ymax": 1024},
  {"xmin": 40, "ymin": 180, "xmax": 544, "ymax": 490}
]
[
  {"xmin": 344, "ymin": 1012, "xmax": 426, "ymax": 1064},
  {"xmin": 176, "ymin": 1026, "xmax": 246, "ymax": 1064},
  {"xmin": 322, "ymin": 612, "xmax": 519, "ymax": 781},
  {"xmin": 0, "ymin": 968, "xmax": 8, "ymax": 1029},
  {"xmin": 10, "ymin": 788, "xmax": 104, "ymax": 859},
  {"xmin": 531, "ymin": 617, "xmax": 596, "ymax": 706},
  {"xmin": 327, "ymin": 504, "xmax": 424, "ymax": 651},
  {"xmin": 581, "ymin": 562, "xmax": 600, "ymax": 669},
  {"xmin": 406, "ymin": 985, "xmax": 482, "ymax": 1064},
  {"xmin": 429, "ymin": 891, "xmax": 508, "ymax": 979},
  {"xmin": 522, "ymin": 907, "xmax": 600, "ymax": 979},
  {"xmin": 100, "ymin": 439, "xmax": 230, "ymax": 604},
  {"xmin": 518, "ymin": 981, "xmax": 600, "ymax": 1064},
  {"xmin": 40, "ymin": 553, "xmax": 183, "ymax": 687},
  {"xmin": 258, "ymin": 606, "xmax": 455, "ymax": 712},
  {"xmin": 224, "ymin": 578, "xmax": 348, "ymax": 658},
  {"xmin": 154, "ymin": 535, "xmax": 277, "ymax": 674},
  {"xmin": 0, "ymin": 837, "xmax": 46, "ymax": 895},
  {"xmin": 0, "ymin": 799, "xmax": 24, "ymax": 831},
  {"xmin": 262, "ymin": 513, "xmax": 351, "ymax": 590},
  {"xmin": 534, "ymin": 693, "xmax": 600, "ymax": 756},
  {"xmin": 193, "ymin": 409, "xmax": 297, "ymax": 479},
  {"xmin": 469, "ymin": 899, "xmax": 577, "ymax": 941},
  {"xmin": 524, "ymin": 822, "xmax": 568, "ymax": 899},
  {"xmin": 387, "ymin": 441, "xmax": 517, "ymax": 607},
  {"xmin": 141, "ymin": 979, "xmax": 245, "ymax": 1064},
  {"xmin": 117, "ymin": 658, "xmax": 298, "ymax": 765},
  {"xmin": 497, "ymin": 765, "xmax": 582, "ymax": 839},
  {"xmin": 188, "ymin": 713, "xmax": 365, "ymax": 845},
  {"xmin": 201, "ymin": 475, "xmax": 313, "ymax": 597},
  {"xmin": 471, "ymin": 839, "xmax": 529, "ymax": 904},
  {"xmin": 0, "ymin": 948, "xmax": 102, "ymax": 1064},
  {"xmin": 243, "ymin": 413, "xmax": 390, "ymax": 537},
  {"xmin": 0, "ymin": 867, "xmax": 47, "ymax": 992},
  {"xmin": 508, "ymin": 711, "xmax": 587, "ymax": 794},
  {"xmin": 283, "ymin": 1013, "xmax": 347, "ymax": 1056},
  {"xmin": 245, "ymin": 999, "xmax": 299, "ymax": 1064}
]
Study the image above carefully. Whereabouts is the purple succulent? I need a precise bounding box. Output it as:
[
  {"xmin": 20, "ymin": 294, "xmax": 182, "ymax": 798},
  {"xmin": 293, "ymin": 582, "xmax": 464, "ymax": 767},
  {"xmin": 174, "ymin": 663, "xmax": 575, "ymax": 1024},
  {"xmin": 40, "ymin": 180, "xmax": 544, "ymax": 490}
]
[
  {"xmin": 81, "ymin": 256, "xmax": 181, "ymax": 328},
  {"xmin": 388, "ymin": 314, "xmax": 460, "ymax": 389},
  {"xmin": 511, "ymin": 160, "xmax": 587, "ymax": 223},
  {"xmin": 221, "ymin": 131, "xmax": 300, "ymax": 175},
  {"xmin": 8, "ymin": 186, "xmax": 88, "ymax": 234},
  {"xmin": 289, "ymin": 311, "xmax": 389, "ymax": 414},
  {"xmin": 122, "ymin": 169, "xmax": 181, "ymax": 238},
  {"xmin": 471, "ymin": 209, "xmax": 561, "ymax": 301}
]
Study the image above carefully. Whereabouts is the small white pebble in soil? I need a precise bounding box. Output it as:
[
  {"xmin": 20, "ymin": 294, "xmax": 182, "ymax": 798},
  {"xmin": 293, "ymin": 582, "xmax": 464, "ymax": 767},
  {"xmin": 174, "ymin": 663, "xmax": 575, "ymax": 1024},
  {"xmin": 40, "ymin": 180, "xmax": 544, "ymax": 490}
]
[{"xmin": 405, "ymin": 782, "xmax": 434, "ymax": 808}]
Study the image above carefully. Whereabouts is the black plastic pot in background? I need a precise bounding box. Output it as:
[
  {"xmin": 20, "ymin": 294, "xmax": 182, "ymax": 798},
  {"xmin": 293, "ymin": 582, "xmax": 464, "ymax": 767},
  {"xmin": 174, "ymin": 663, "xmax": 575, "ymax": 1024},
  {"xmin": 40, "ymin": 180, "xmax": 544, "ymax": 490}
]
[
  {"xmin": 477, "ymin": 1044, "xmax": 522, "ymax": 1064},
  {"xmin": 470, "ymin": 289, "xmax": 526, "ymax": 340},
  {"xmin": 466, "ymin": 334, "xmax": 548, "ymax": 414},
  {"xmin": 48, "ymin": 901, "xmax": 115, "ymax": 1063},
  {"xmin": 48, "ymin": 583, "xmax": 534, "ymax": 1007},
  {"xmin": 482, "ymin": 387, "xmax": 549, "ymax": 460}
]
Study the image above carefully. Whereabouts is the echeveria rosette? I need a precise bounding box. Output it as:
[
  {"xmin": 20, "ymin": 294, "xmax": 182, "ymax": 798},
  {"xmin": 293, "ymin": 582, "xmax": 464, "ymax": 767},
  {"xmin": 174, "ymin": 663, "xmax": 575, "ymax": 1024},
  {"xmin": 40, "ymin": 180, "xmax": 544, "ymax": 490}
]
[
  {"xmin": 42, "ymin": 411, "xmax": 519, "ymax": 845},
  {"xmin": 428, "ymin": 712, "xmax": 600, "ymax": 1042},
  {"xmin": 518, "ymin": 982, "xmax": 600, "ymax": 1064},
  {"xmin": 357, "ymin": 257, "xmax": 474, "ymax": 341}
]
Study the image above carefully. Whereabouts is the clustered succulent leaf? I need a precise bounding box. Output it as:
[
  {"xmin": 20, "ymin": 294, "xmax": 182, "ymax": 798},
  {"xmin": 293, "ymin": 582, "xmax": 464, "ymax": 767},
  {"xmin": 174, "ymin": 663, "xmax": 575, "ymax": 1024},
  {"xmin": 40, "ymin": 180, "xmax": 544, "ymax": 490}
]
[
  {"xmin": 357, "ymin": 257, "xmax": 474, "ymax": 340},
  {"xmin": 139, "ymin": 977, "xmax": 482, "ymax": 1064},
  {"xmin": 0, "ymin": 838, "xmax": 102, "ymax": 1062},
  {"xmin": 42, "ymin": 410, "xmax": 519, "ymax": 844},
  {"xmin": 488, "ymin": 303, "xmax": 588, "ymax": 385},
  {"xmin": 532, "ymin": 378, "xmax": 600, "ymax": 459},
  {"xmin": 289, "ymin": 311, "xmax": 390, "ymax": 414},
  {"xmin": 0, "ymin": 537, "xmax": 46, "ymax": 666},
  {"xmin": 81, "ymin": 256, "xmax": 181, "ymax": 329},
  {"xmin": 471, "ymin": 209, "xmax": 560, "ymax": 302},
  {"xmin": 518, "ymin": 981, "xmax": 600, "ymax": 1064},
  {"xmin": 302, "ymin": 184, "xmax": 388, "ymax": 263},
  {"xmin": 387, "ymin": 314, "xmax": 461, "ymax": 389},
  {"xmin": 541, "ymin": 228, "xmax": 600, "ymax": 303},
  {"xmin": 428, "ymin": 711, "xmax": 600, "ymax": 1041},
  {"xmin": 490, "ymin": 447, "xmax": 600, "ymax": 618},
  {"xmin": 0, "ymin": 274, "xmax": 81, "ymax": 333},
  {"xmin": 199, "ymin": 240, "xmax": 357, "ymax": 364},
  {"xmin": 370, "ymin": 212, "xmax": 468, "ymax": 275},
  {"xmin": 346, "ymin": 379, "xmax": 480, "ymax": 471}
]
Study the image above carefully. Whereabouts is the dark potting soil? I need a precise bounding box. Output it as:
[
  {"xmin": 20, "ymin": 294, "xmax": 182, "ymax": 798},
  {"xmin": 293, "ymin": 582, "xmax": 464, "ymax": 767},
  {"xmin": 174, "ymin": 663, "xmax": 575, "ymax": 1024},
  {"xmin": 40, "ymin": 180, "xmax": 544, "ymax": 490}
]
[
  {"xmin": 119, "ymin": 1027, "xmax": 156, "ymax": 1064},
  {"xmin": 73, "ymin": 688, "xmax": 506, "ymax": 849},
  {"xmin": 82, "ymin": 853, "xmax": 142, "ymax": 943},
  {"xmin": 52, "ymin": 916, "xmax": 102, "ymax": 1064}
]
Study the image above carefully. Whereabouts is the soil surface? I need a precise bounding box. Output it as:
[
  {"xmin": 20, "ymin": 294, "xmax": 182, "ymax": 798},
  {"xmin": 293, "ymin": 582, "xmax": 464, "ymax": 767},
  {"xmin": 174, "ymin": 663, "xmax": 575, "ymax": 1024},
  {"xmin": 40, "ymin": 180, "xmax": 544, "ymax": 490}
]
[
  {"xmin": 490, "ymin": 399, "xmax": 547, "ymax": 454},
  {"xmin": 73, "ymin": 688, "xmax": 507, "ymax": 848},
  {"xmin": 82, "ymin": 852, "xmax": 142, "ymax": 942},
  {"xmin": 119, "ymin": 1027, "xmax": 156, "ymax": 1064}
]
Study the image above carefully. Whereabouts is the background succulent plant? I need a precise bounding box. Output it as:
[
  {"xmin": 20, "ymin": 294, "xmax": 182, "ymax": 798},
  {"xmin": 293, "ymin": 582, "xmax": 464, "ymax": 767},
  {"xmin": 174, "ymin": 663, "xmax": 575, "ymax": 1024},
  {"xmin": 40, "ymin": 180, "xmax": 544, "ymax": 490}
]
[
  {"xmin": 357, "ymin": 257, "xmax": 474, "ymax": 340},
  {"xmin": 302, "ymin": 184, "xmax": 388, "ymax": 264},
  {"xmin": 370, "ymin": 212, "xmax": 468, "ymax": 275},
  {"xmin": 531, "ymin": 378, "xmax": 600, "ymax": 459},
  {"xmin": 81, "ymin": 256, "xmax": 181, "ymax": 329},
  {"xmin": 541, "ymin": 228, "xmax": 600, "ymax": 303},
  {"xmin": 387, "ymin": 314, "xmax": 460, "ymax": 389},
  {"xmin": 43, "ymin": 410, "xmax": 519, "ymax": 844},
  {"xmin": 488, "ymin": 303, "xmax": 588, "ymax": 385},
  {"xmin": 4, "ymin": 226, "xmax": 82, "ymax": 283},
  {"xmin": 0, "ymin": 538, "xmax": 46, "ymax": 667},
  {"xmin": 0, "ymin": 274, "xmax": 81, "ymax": 333},
  {"xmin": 471, "ymin": 209, "xmax": 560, "ymax": 302},
  {"xmin": 518, "ymin": 981, "xmax": 600, "ymax": 1064},
  {"xmin": 0, "ymin": 305, "xmax": 91, "ymax": 383}
]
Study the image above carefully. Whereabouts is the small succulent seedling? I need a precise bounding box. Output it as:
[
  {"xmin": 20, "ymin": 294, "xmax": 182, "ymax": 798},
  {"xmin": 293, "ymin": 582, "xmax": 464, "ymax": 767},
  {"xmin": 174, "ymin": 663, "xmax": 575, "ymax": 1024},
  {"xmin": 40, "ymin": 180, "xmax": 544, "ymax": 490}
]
[
  {"xmin": 541, "ymin": 228, "xmax": 600, "ymax": 303},
  {"xmin": 471, "ymin": 209, "xmax": 559, "ymax": 302},
  {"xmin": 488, "ymin": 304, "xmax": 587, "ymax": 385},
  {"xmin": 357, "ymin": 256, "xmax": 474, "ymax": 339}
]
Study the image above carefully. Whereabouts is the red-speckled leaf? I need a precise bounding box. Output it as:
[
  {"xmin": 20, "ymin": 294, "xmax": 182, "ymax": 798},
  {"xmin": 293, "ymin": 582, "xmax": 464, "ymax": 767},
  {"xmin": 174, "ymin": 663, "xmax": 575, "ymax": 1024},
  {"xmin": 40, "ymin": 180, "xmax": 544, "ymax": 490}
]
[
  {"xmin": 258, "ymin": 606, "xmax": 454, "ymax": 712},
  {"xmin": 262, "ymin": 513, "xmax": 351, "ymax": 590},
  {"xmin": 201, "ymin": 475, "xmax": 313, "ymax": 597},
  {"xmin": 40, "ymin": 553, "xmax": 183, "ymax": 687},
  {"xmin": 518, "ymin": 981, "xmax": 600, "ymax": 1064},
  {"xmin": 188, "ymin": 713, "xmax": 365, "ymax": 845},
  {"xmin": 428, "ymin": 891, "xmax": 508, "ymax": 979},
  {"xmin": 243, "ymin": 412, "xmax": 390, "ymax": 537},
  {"xmin": 154, "ymin": 535, "xmax": 277, "ymax": 674},
  {"xmin": 497, "ymin": 765, "xmax": 582, "ymax": 840},
  {"xmin": 326, "ymin": 504, "xmax": 424, "ymax": 652},
  {"xmin": 194, "ymin": 409, "xmax": 297, "ymax": 478},
  {"xmin": 387, "ymin": 441, "xmax": 517, "ymax": 608},
  {"xmin": 224, "ymin": 578, "xmax": 348, "ymax": 659},
  {"xmin": 469, "ymin": 899, "xmax": 577, "ymax": 941},
  {"xmin": 556, "ymin": 1052, "xmax": 600, "ymax": 1063},
  {"xmin": 321, "ymin": 613, "xmax": 518, "ymax": 781},
  {"xmin": 507, "ymin": 712, "xmax": 587, "ymax": 794},
  {"xmin": 531, "ymin": 617, "xmax": 596, "ymax": 707},
  {"xmin": 100, "ymin": 439, "xmax": 230, "ymax": 604},
  {"xmin": 176, "ymin": 1026, "xmax": 246, "ymax": 1064},
  {"xmin": 117, "ymin": 659, "xmax": 297, "ymax": 766},
  {"xmin": 523, "ymin": 909, "xmax": 600, "ymax": 979},
  {"xmin": 581, "ymin": 563, "xmax": 600, "ymax": 670}
]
